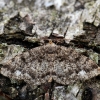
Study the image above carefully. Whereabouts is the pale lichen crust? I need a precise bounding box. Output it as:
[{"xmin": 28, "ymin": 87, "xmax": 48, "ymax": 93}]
[{"xmin": 1, "ymin": 43, "xmax": 100, "ymax": 86}]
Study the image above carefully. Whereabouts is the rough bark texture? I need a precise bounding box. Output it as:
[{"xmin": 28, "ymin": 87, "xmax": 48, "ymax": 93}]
[{"xmin": 0, "ymin": 0, "xmax": 100, "ymax": 100}]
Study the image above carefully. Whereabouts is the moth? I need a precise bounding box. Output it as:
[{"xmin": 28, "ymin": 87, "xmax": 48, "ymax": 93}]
[{"xmin": 0, "ymin": 42, "xmax": 100, "ymax": 87}]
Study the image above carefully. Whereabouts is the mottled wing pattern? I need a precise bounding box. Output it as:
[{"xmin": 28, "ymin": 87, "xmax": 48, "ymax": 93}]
[{"xmin": 1, "ymin": 43, "xmax": 100, "ymax": 86}]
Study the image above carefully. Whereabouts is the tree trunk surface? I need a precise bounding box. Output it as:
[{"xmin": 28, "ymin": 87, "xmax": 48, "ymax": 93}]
[{"xmin": 0, "ymin": 0, "xmax": 100, "ymax": 100}]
